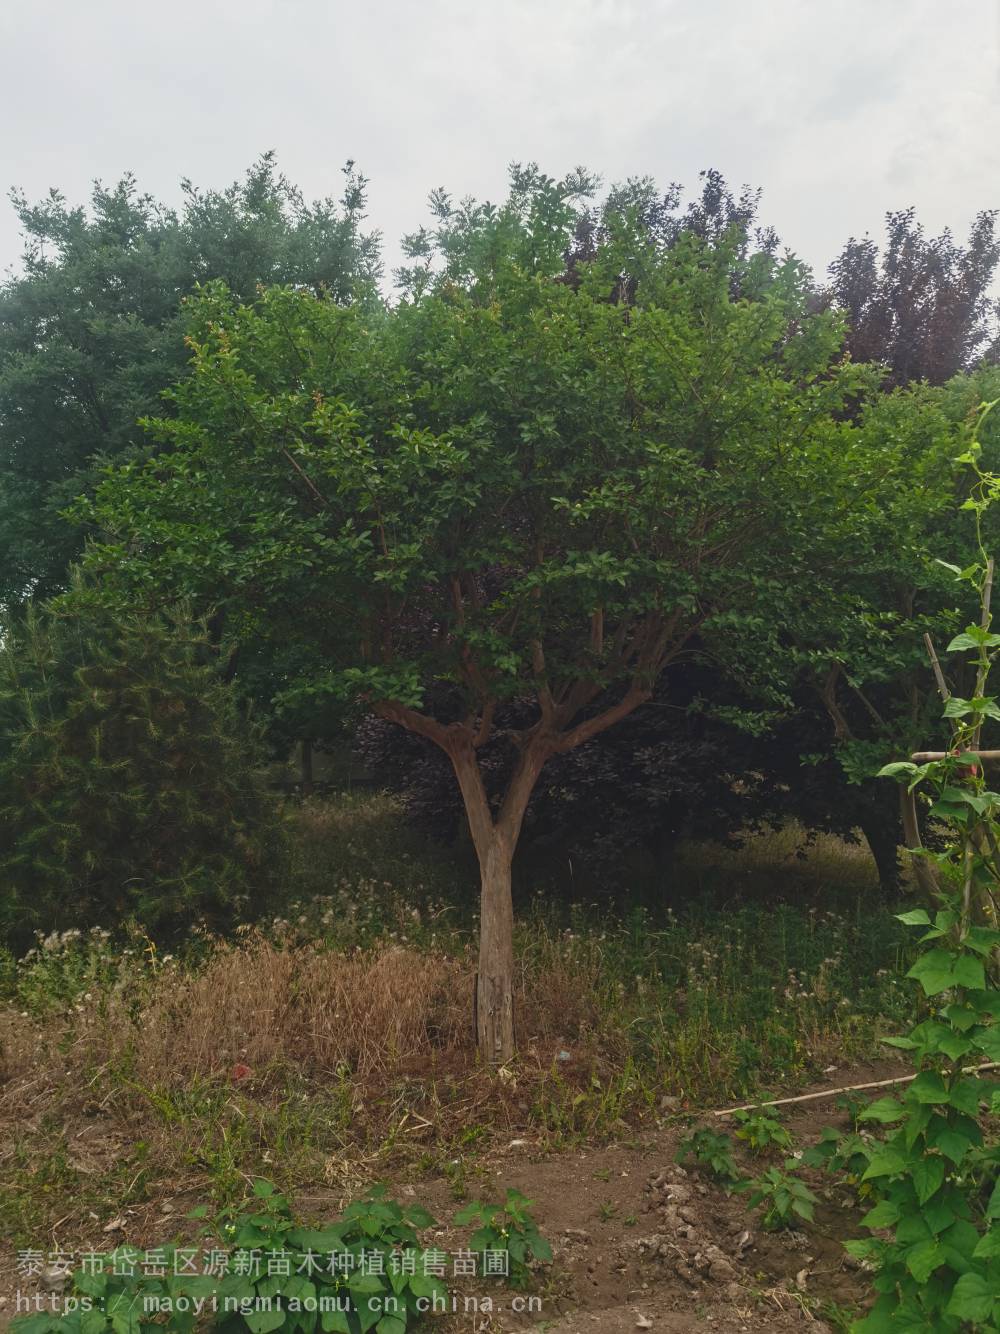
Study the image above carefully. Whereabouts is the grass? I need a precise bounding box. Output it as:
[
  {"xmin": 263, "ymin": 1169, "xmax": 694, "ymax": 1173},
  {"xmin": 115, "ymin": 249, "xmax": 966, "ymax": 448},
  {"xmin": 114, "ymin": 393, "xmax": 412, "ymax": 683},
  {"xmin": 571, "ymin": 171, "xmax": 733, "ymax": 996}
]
[{"xmin": 0, "ymin": 793, "xmax": 921, "ymax": 1246}]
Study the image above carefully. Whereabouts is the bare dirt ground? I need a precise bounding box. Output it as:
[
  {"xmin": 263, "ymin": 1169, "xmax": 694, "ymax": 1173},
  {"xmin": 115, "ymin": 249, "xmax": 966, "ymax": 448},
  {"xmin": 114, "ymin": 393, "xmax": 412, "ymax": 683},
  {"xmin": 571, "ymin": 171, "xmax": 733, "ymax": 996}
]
[
  {"xmin": 393, "ymin": 1069, "xmax": 887, "ymax": 1333},
  {"xmin": 0, "ymin": 1059, "xmax": 908, "ymax": 1331}
]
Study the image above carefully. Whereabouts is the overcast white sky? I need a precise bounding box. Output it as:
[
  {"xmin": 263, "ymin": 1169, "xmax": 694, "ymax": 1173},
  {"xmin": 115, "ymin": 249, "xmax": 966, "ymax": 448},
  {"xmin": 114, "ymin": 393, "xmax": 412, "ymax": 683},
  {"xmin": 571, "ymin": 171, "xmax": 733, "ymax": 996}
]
[{"xmin": 1, "ymin": 0, "xmax": 999, "ymax": 283}]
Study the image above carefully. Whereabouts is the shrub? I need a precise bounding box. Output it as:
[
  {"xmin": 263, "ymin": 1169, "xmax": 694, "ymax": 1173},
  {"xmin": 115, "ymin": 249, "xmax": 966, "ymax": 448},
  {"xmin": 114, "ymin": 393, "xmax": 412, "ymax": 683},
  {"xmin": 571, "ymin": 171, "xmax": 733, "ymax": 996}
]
[
  {"xmin": 732, "ymin": 1107, "xmax": 794, "ymax": 1155},
  {"xmin": 453, "ymin": 1190, "xmax": 552, "ymax": 1289},
  {"xmin": 10, "ymin": 1179, "xmax": 551, "ymax": 1334},
  {"xmin": 676, "ymin": 1127, "xmax": 742, "ymax": 1188},
  {"xmin": 737, "ymin": 1162, "xmax": 819, "ymax": 1230},
  {"xmin": 0, "ymin": 589, "xmax": 286, "ymax": 945},
  {"xmin": 840, "ymin": 418, "xmax": 1000, "ymax": 1331}
]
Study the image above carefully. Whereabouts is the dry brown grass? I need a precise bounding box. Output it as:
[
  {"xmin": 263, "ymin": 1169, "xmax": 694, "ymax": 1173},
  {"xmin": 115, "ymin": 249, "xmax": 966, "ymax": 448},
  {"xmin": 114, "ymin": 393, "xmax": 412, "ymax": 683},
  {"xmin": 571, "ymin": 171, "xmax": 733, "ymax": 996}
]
[
  {"xmin": 674, "ymin": 823, "xmax": 880, "ymax": 887},
  {"xmin": 0, "ymin": 929, "xmax": 619, "ymax": 1245},
  {"xmin": 2, "ymin": 929, "xmax": 610, "ymax": 1105},
  {"xmin": 0, "ymin": 1009, "xmax": 38, "ymax": 1085},
  {"xmin": 114, "ymin": 937, "xmax": 471, "ymax": 1081}
]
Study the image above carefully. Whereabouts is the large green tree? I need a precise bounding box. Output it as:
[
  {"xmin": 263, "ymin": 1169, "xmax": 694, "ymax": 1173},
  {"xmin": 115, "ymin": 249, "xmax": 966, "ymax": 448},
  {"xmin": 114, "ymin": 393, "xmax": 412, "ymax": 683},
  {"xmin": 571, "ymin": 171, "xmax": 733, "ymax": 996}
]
[
  {"xmin": 0, "ymin": 154, "xmax": 379, "ymax": 606},
  {"xmin": 384, "ymin": 173, "xmax": 1000, "ymax": 896},
  {"xmin": 79, "ymin": 169, "xmax": 865, "ymax": 1060}
]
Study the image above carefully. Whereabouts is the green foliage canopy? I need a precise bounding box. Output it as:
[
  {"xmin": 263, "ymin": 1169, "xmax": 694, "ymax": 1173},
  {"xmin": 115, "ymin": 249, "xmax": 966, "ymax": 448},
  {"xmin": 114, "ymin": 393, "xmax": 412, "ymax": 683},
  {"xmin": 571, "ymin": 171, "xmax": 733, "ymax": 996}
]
[
  {"xmin": 0, "ymin": 154, "xmax": 379, "ymax": 605},
  {"xmin": 77, "ymin": 190, "xmax": 867, "ymax": 767}
]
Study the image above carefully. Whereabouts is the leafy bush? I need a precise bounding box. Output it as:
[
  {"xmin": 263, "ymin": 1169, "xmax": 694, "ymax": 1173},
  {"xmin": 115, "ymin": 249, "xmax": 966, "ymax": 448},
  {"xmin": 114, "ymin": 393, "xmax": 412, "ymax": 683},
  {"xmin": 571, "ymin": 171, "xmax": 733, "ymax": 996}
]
[
  {"xmin": 676, "ymin": 1127, "xmax": 742, "ymax": 1188},
  {"xmin": 0, "ymin": 155, "xmax": 379, "ymax": 606},
  {"xmin": 802, "ymin": 1126, "xmax": 875, "ymax": 1198},
  {"xmin": 11, "ymin": 1179, "xmax": 550, "ymax": 1334},
  {"xmin": 453, "ymin": 1190, "xmax": 553, "ymax": 1289},
  {"xmin": 737, "ymin": 1162, "xmax": 819, "ymax": 1230},
  {"xmin": 732, "ymin": 1107, "xmax": 794, "ymax": 1155},
  {"xmin": 12, "ymin": 1181, "xmax": 440, "ymax": 1334},
  {"xmin": 0, "ymin": 591, "xmax": 286, "ymax": 945},
  {"xmin": 844, "ymin": 421, "xmax": 1000, "ymax": 1331}
]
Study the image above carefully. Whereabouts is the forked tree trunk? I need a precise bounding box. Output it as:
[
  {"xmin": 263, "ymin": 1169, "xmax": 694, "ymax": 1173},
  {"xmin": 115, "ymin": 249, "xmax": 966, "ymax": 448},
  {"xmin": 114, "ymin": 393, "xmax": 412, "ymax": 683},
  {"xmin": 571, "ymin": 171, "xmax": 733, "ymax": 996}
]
[
  {"xmin": 375, "ymin": 683, "xmax": 654, "ymax": 1066},
  {"xmin": 449, "ymin": 738, "xmax": 550, "ymax": 1065}
]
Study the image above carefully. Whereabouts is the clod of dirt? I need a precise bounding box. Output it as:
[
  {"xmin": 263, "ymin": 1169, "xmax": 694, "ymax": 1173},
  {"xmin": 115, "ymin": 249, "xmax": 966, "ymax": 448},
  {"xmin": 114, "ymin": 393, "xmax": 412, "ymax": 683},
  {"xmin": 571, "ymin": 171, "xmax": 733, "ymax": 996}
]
[{"xmin": 777, "ymin": 1228, "xmax": 810, "ymax": 1250}]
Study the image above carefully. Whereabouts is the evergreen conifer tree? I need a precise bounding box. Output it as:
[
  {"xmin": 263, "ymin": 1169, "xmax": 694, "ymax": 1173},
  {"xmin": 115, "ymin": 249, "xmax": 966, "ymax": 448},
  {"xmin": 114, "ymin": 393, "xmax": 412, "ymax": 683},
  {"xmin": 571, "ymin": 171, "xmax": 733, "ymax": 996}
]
[{"xmin": 0, "ymin": 586, "xmax": 285, "ymax": 944}]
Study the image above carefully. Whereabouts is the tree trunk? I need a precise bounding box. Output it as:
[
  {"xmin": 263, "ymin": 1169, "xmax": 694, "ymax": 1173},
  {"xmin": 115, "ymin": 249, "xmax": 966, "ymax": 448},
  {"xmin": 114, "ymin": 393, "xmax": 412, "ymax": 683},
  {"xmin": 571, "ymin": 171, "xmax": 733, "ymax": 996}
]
[
  {"xmin": 858, "ymin": 809, "xmax": 901, "ymax": 896},
  {"xmin": 447, "ymin": 737, "xmax": 550, "ymax": 1065},
  {"xmin": 300, "ymin": 739, "xmax": 314, "ymax": 796},
  {"xmin": 475, "ymin": 834, "xmax": 516, "ymax": 1062},
  {"xmin": 373, "ymin": 692, "xmax": 653, "ymax": 1066}
]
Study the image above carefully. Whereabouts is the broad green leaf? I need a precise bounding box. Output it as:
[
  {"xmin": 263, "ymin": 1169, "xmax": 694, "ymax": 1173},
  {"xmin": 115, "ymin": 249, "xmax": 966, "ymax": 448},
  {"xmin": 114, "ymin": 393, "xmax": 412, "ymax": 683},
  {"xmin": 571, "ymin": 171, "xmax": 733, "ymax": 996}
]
[
  {"xmin": 862, "ymin": 1147, "xmax": 909, "ymax": 1181},
  {"xmin": 974, "ymin": 1229, "xmax": 1000, "ymax": 1259},
  {"xmin": 861, "ymin": 1097, "xmax": 906, "ymax": 1123},
  {"xmin": 948, "ymin": 1078, "xmax": 982, "ymax": 1116},
  {"xmin": 935, "ymin": 1128, "xmax": 975, "ymax": 1166},
  {"xmin": 908, "ymin": 1072, "xmax": 949, "ymax": 1104},
  {"xmin": 245, "ymin": 1310, "xmax": 287, "ymax": 1334},
  {"xmin": 861, "ymin": 1199, "xmax": 901, "ymax": 1230},
  {"xmin": 348, "ymin": 1274, "xmax": 387, "ymax": 1295},
  {"xmin": 907, "ymin": 950, "xmax": 985, "ymax": 996},
  {"xmin": 945, "ymin": 1271, "xmax": 995, "ymax": 1321},
  {"xmin": 375, "ymin": 1318, "xmax": 406, "ymax": 1334},
  {"xmin": 952, "ymin": 955, "xmax": 987, "ymax": 989},
  {"xmin": 896, "ymin": 908, "xmax": 932, "ymax": 926},
  {"xmin": 904, "ymin": 1238, "xmax": 943, "ymax": 1282},
  {"xmin": 944, "ymin": 696, "xmax": 974, "ymax": 717},
  {"xmin": 911, "ymin": 1154, "xmax": 946, "ymax": 1204},
  {"xmin": 320, "ymin": 1309, "xmax": 351, "ymax": 1333}
]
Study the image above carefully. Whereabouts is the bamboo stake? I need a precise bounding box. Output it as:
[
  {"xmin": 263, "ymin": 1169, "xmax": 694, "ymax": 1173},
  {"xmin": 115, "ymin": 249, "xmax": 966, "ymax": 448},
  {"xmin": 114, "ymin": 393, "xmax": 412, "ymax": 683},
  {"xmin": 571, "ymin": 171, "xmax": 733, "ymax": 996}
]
[
  {"xmin": 711, "ymin": 1062, "xmax": 1000, "ymax": 1118},
  {"xmin": 923, "ymin": 631, "xmax": 950, "ymax": 702},
  {"xmin": 911, "ymin": 750, "xmax": 1000, "ymax": 763}
]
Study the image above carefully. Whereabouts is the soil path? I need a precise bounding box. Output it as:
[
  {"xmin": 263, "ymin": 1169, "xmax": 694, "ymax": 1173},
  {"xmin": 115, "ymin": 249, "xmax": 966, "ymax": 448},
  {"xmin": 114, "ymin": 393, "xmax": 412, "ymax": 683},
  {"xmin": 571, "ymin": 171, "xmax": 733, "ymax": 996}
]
[{"xmin": 2, "ymin": 1061, "xmax": 907, "ymax": 1331}]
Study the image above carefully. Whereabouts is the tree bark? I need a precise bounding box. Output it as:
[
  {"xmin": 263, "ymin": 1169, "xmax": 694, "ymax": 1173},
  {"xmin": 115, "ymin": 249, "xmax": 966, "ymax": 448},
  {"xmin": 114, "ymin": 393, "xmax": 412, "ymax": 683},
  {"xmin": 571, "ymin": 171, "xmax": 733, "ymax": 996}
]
[{"xmin": 476, "ymin": 834, "xmax": 516, "ymax": 1062}]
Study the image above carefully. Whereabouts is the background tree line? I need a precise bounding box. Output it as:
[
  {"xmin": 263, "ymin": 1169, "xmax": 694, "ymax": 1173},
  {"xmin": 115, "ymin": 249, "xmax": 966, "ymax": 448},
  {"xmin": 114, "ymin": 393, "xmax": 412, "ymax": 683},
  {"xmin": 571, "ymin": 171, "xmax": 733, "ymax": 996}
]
[{"xmin": 1, "ymin": 155, "xmax": 999, "ymax": 1057}]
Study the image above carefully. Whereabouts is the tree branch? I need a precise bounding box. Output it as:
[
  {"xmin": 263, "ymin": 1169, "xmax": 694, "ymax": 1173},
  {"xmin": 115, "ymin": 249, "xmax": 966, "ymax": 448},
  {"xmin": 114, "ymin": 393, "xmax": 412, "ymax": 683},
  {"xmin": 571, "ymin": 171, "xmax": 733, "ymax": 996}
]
[
  {"xmin": 924, "ymin": 632, "xmax": 950, "ymax": 703},
  {"xmin": 818, "ymin": 663, "xmax": 854, "ymax": 742},
  {"xmin": 473, "ymin": 698, "xmax": 496, "ymax": 748},
  {"xmin": 590, "ymin": 608, "xmax": 604, "ymax": 656},
  {"xmin": 552, "ymin": 684, "xmax": 652, "ymax": 753},
  {"xmin": 374, "ymin": 699, "xmax": 495, "ymax": 858},
  {"xmin": 530, "ymin": 638, "xmax": 556, "ymax": 724},
  {"xmin": 373, "ymin": 699, "xmax": 456, "ymax": 745}
]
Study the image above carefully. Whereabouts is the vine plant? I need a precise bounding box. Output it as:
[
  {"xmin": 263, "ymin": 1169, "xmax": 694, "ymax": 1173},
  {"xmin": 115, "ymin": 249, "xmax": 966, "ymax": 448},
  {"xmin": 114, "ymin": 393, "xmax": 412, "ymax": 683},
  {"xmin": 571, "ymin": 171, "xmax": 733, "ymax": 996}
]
[{"xmin": 855, "ymin": 401, "xmax": 1000, "ymax": 1330}]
